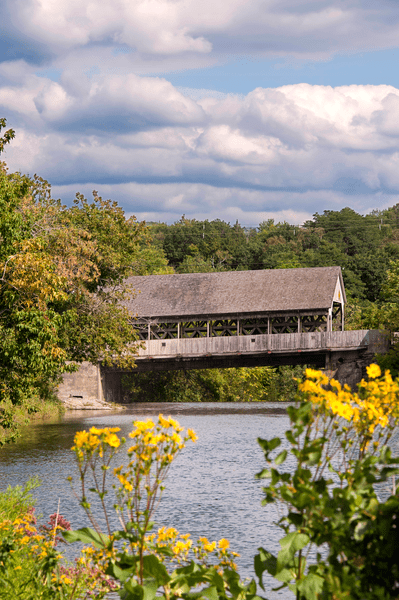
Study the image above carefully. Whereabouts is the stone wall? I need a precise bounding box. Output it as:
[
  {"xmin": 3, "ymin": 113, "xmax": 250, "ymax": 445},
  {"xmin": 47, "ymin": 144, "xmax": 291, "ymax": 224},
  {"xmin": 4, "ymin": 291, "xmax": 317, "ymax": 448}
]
[
  {"xmin": 57, "ymin": 362, "xmax": 111, "ymax": 409},
  {"xmin": 324, "ymin": 331, "xmax": 390, "ymax": 390}
]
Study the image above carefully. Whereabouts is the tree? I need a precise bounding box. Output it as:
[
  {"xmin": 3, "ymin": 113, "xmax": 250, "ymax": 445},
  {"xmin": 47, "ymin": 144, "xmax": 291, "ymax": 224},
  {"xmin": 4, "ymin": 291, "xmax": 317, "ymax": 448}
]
[
  {"xmin": 159, "ymin": 217, "xmax": 249, "ymax": 271},
  {"xmin": 0, "ymin": 121, "xmax": 146, "ymax": 442}
]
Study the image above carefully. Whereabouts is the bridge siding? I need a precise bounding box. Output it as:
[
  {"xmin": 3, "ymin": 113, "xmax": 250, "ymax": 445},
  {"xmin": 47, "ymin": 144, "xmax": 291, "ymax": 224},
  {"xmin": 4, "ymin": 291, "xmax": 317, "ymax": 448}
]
[{"xmin": 137, "ymin": 330, "xmax": 373, "ymax": 359}]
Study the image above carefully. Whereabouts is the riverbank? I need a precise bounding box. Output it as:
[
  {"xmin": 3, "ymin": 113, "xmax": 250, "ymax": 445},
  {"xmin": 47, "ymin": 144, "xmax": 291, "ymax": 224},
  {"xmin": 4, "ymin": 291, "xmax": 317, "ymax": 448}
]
[
  {"xmin": 0, "ymin": 396, "xmax": 65, "ymax": 445},
  {"xmin": 60, "ymin": 395, "xmax": 125, "ymax": 410},
  {"xmin": 0, "ymin": 394, "xmax": 125, "ymax": 445}
]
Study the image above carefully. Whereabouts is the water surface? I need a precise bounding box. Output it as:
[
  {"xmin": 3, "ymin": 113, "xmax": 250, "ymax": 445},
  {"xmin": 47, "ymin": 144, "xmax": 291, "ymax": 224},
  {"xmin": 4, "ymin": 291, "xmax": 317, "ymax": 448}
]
[{"xmin": 0, "ymin": 403, "xmax": 294, "ymax": 597}]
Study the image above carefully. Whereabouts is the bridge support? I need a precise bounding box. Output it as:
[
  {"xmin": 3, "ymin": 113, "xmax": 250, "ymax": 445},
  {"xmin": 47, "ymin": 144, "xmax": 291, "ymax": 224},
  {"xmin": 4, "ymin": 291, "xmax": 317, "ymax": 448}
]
[
  {"xmin": 323, "ymin": 331, "xmax": 389, "ymax": 389},
  {"xmin": 324, "ymin": 350, "xmax": 369, "ymax": 390}
]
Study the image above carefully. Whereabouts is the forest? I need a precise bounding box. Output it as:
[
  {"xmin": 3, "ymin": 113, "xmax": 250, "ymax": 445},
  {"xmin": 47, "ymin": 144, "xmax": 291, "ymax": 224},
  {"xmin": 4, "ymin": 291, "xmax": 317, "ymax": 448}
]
[{"xmin": 3, "ymin": 118, "xmax": 399, "ymax": 441}]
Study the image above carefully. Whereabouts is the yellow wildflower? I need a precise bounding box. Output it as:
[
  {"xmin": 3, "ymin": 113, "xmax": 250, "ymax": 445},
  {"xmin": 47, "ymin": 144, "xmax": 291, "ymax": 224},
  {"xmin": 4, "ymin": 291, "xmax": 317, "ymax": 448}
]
[
  {"xmin": 134, "ymin": 419, "xmax": 155, "ymax": 431},
  {"xmin": 173, "ymin": 541, "xmax": 187, "ymax": 554},
  {"xmin": 72, "ymin": 430, "xmax": 89, "ymax": 449},
  {"xmin": 171, "ymin": 432, "xmax": 182, "ymax": 445},
  {"xmin": 218, "ymin": 538, "xmax": 230, "ymax": 550},
  {"xmin": 204, "ymin": 541, "xmax": 216, "ymax": 552},
  {"xmin": 90, "ymin": 426, "xmax": 103, "ymax": 435},
  {"xmin": 158, "ymin": 414, "xmax": 170, "ymax": 428},
  {"xmin": 104, "ymin": 432, "xmax": 120, "ymax": 448},
  {"xmin": 367, "ymin": 364, "xmax": 381, "ymax": 379},
  {"xmin": 167, "ymin": 416, "xmax": 183, "ymax": 431},
  {"xmin": 187, "ymin": 429, "xmax": 198, "ymax": 442}
]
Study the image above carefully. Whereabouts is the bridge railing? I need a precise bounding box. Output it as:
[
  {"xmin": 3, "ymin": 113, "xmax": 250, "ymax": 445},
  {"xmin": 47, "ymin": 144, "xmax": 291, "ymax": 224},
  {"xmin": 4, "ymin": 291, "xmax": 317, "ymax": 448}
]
[{"xmin": 136, "ymin": 330, "xmax": 386, "ymax": 359}]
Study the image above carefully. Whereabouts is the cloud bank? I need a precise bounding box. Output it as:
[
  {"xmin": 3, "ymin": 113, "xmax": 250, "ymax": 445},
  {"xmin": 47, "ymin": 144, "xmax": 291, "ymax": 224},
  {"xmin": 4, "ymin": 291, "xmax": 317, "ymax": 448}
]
[
  {"xmin": 3, "ymin": 0, "xmax": 399, "ymax": 65},
  {"xmin": 2, "ymin": 1, "xmax": 399, "ymax": 224}
]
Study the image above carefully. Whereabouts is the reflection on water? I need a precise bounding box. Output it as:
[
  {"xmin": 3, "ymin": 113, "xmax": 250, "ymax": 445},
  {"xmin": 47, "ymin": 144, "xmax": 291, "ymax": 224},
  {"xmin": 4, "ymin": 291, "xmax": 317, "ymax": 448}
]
[{"xmin": 0, "ymin": 403, "xmax": 291, "ymax": 598}]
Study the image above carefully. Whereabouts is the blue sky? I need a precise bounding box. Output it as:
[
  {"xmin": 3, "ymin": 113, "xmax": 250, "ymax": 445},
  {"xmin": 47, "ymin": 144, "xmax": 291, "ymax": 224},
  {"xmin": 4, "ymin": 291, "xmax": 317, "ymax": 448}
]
[
  {"xmin": 164, "ymin": 49, "xmax": 399, "ymax": 93},
  {"xmin": 2, "ymin": 0, "xmax": 399, "ymax": 226}
]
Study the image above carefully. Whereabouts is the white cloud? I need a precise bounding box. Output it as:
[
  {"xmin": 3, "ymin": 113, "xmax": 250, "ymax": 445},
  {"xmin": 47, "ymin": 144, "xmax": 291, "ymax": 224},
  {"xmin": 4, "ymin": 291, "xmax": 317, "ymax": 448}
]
[
  {"xmin": 4, "ymin": 0, "xmax": 399, "ymax": 67},
  {"xmin": 3, "ymin": 77, "xmax": 399, "ymax": 224}
]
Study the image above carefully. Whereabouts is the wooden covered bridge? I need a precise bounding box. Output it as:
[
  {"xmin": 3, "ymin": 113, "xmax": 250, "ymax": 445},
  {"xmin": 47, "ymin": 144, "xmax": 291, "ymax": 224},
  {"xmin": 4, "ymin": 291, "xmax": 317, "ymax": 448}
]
[
  {"xmin": 129, "ymin": 266, "xmax": 346, "ymax": 341},
  {"xmin": 58, "ymin": 267, "xmax": 389, "ymax": 404},
  {"xmin": 116, "ymin": 267, "xmax": 386, "ymax": 382}
]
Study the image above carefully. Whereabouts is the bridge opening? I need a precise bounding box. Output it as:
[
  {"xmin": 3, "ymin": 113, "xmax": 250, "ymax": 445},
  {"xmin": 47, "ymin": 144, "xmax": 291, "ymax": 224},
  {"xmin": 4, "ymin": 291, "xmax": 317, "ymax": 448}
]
[{"xmin": 116, "ymin": 364, "xmax": 308, "ymax": 404}]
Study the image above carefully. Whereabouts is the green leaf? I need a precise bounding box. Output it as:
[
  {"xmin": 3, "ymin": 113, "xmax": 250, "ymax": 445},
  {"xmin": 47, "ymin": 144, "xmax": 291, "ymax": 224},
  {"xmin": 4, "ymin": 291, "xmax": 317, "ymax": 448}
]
[
  {"xmin": 254, "ymin": 548, "xmax": 277, "ymax": 590},
  {"xmin": 296, "ymin": 572, "xmax": 324, "ymax": 600},
  {"xmin": 305, "ymin": 451, "xmax": 322, "ymax": 466},
  {"xmin": 122, "ymin": 578, "xmax": 144, "ymax": 600},
  {"xmin": 106, "ymin": 562, "xmax": 134, "ymax": 583},
  {"xmin": 274, "ymin": 450, "xmax": 287, "ymax": 466},
  {"xmin": 275, "ymin": 567, "xmax": 295, "ymax": 584},
  {"xmin": 142, "ymin": 554, "xmax": 170, "ymax": 586},
  {"xmin": 277, "ymin": 532, "xmax": 309, "ymax": 568},
  {"xmin": 199, "ymin": 585, "xmax": 218, "ymax": 600},
  {"xmin": 62, "ymin": 527, "xmax": 110, "ymax": 548},
  {"xmin": 354, "ymin": 520, "xmax": 371, "ymax": 540},
  {"xmin": 258, "ymin": 437, "xmax": 281, "ymax": 453},
  {"xmin": 255, "ymin": 468, "xmax": 272, "ymax": 479}
]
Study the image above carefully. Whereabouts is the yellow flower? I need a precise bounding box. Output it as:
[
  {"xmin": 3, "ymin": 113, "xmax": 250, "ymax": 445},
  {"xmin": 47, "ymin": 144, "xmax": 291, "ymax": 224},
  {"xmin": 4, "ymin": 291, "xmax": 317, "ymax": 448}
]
[
  {"xmin": 166, "ymin": 416, "xmax": 183, "ymax": 431},
  {"xmin": 158, "ymin": 414, "xmax": 170, "ymax": 428},
  {"xmin": 187, "ymin": 429, "xmax": 198, "ymax": 442},
  {"xmin": 204, "ymin": 541, "xmax": 216, "ymax": 552},
  {"xmin": 199, "ymin": 536, "xmax": 209, "ymax": 544},
  {"xmin": 134, "ymin": 419, "xmax": 155, "ymax": 431},
  {"xmin": 165, "ymin": 527, "xmax": 178, "ymax": 538},
  {"xmin": 19, "ymin": 535, "xmax": 30, "ymax": 545},
  {"xmin": 218, "ymin": 538, "xmax": 230, "ymax": 550},
  {"xmin": 367, "ymin": 364, "xmax": 381, "ymax": 379},
  {"xmin": 73, "ymin": 430, "xmax": 89, "ymax": 448},
  {"xmin": 104, "ymin": 432, "xmax": 120, "ymax": 448},
  {"xmin": 90, "ymin": 426, "xmax": 103, "ymax": 435},
  {"xmin": 173, "ymin": 540, "xmax": 187, "ymax": 554},
  {"xmin": 171, "ymin": 433, "xmax": 182, "ymax": 445}
]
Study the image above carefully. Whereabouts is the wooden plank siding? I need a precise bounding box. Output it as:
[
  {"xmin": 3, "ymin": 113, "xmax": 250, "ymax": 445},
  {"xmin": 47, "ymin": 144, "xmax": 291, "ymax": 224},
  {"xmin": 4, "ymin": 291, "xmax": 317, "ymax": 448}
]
[{"xmin": 136, "ymin": 330, "xmax": 375, "ymax": 360}]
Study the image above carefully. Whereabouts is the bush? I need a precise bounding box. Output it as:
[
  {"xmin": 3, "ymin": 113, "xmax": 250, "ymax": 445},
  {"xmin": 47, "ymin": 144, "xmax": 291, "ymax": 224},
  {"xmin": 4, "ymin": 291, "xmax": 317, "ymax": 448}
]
[{"xmin": 0, "ymin": 479, "xmax": 115, "ymax": 599}]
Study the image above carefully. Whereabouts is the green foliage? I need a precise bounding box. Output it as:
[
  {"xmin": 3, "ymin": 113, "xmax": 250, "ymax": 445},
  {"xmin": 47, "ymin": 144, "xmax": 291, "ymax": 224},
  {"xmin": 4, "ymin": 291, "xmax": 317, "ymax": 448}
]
[
  {"xmin": 0, "ymin": 131, "xmax": 146, "ymax": 442},
  {"xmin": 152, "ymin": 218, "xmax": 249, "ymax": 272},
  {"xmin": 131, "ymin": 245, "xmax": 174, "ymax": 275},
  {"xmin": 150, "ymin": 208, "xmax": 399, "ymax": 304},
  {"xmin": 0, "ymin": 477, "xmax": 40, "ymax": 522},
  {"xmin": 254, "ymin": 368, "xmax": 399, "ymax": 600},
  {"xmin": 122, "ymin": 365, "xmax": 298, "ymax": 403},
  {"xmin": 0, "ymin": 118, "xmax": 15, "ymax": 153}
]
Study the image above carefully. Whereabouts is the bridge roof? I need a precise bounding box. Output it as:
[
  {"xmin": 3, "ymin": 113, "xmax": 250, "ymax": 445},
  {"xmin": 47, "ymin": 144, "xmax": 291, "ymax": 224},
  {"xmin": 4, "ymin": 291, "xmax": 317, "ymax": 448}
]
[{"xmin": 126, "ymin": 266, "xmax": 345, "ymax": 320}]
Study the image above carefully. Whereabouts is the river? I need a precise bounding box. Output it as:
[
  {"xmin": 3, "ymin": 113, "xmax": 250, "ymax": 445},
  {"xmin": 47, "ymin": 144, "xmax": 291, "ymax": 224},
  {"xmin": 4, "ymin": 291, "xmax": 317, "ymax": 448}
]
[
  {"xmin": 0, "ymin": 402, "xmax": 297, "ymax": 597},
  {"xmin": 5, "ymin": 401, "xmax": 397, "ymax": 599}
]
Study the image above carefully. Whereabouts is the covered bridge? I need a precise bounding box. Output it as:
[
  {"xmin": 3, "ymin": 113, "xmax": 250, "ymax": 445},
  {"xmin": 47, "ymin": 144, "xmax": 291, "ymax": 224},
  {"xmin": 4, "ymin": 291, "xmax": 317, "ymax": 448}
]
[
  {"xmin": 58, "ymin": 267, "xmax": 391, "ymax": 403},
  {"xmin": 126, "ymin": 266, "xmax": 346, "ymax": 340}
]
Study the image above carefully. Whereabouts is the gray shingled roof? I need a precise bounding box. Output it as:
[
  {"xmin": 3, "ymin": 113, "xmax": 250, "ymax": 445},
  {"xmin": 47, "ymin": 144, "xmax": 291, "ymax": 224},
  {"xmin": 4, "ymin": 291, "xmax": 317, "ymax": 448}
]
[{"xmin": 125, "ymin": 267, "xmax": 345, "ymax": 319}]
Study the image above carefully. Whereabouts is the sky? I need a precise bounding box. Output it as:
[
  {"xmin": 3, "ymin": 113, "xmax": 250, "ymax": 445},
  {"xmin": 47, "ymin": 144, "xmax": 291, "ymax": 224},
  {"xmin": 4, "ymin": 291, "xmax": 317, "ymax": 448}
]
[{"xmin": 2, "ymin": 1, "xmax": 399, "ymax": 226}]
